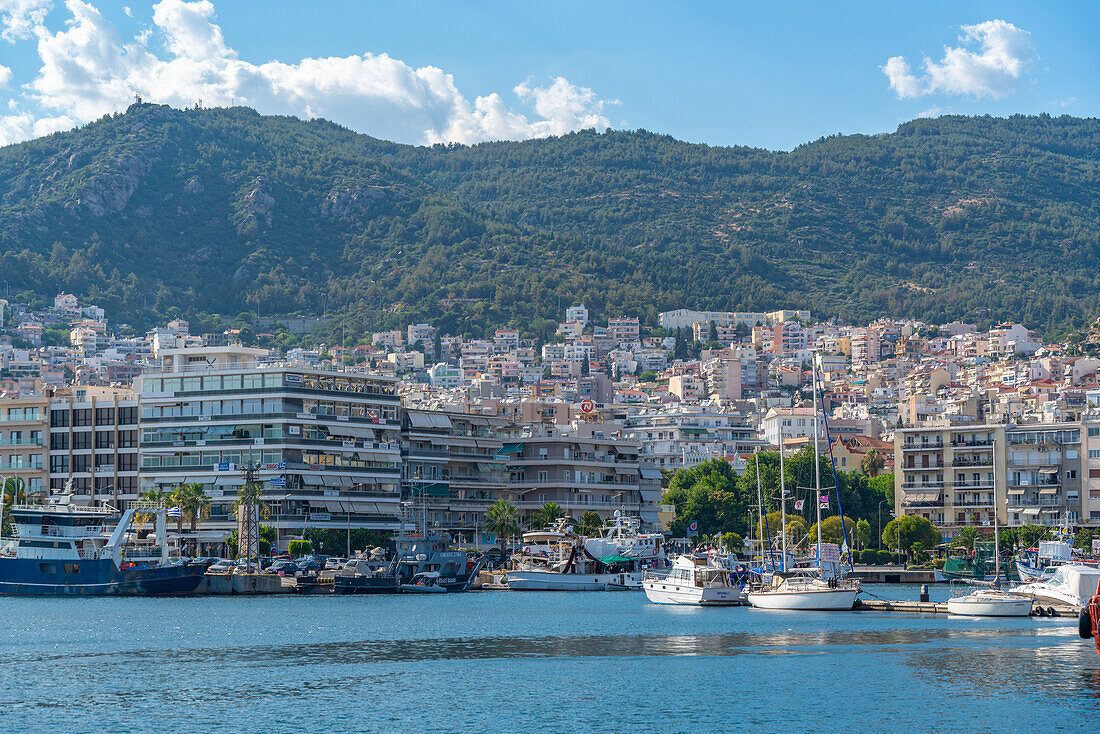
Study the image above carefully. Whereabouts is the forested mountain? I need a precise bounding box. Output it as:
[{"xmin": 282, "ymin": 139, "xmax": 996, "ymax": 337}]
[{"xmin": 1, "ymin": 104, "xmax": 1099, "ymax": 338}]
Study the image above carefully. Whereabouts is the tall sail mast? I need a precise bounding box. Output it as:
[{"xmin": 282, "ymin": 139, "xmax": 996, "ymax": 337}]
[
  {"xmin": 755, "ymin": 447, "xmax": 764, "ymax": 567},
  {"xmin": 779, "ymin": 423, "xmax": 787, "ymax": 572},
  {"xmin": 813, "ymin": 357, "xmax": 822, "ymax": 566}
]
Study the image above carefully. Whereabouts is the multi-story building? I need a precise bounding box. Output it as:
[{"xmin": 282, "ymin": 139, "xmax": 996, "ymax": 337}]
[
  {"xmin": 0, "ymin": 397, "xmax": 48, "ymax": 497},
  {"xmin": 608, "ymin": 317, "xmax": 640, "ymax": 346},
  {"xmin": 623, "ymin": 407, "xmax": 764, "ymax": 471},
  {"xmin": 401, "ymin": 409, "xmax": 514, "ymax": 544},
  {"xmin": 1004, "ymin": 423, "xmax": 1081, "ymax": 527},
  {"xmin": 701, "ymin": 357, "xmax": 742, "ymax": 401},
  {"xmin": 135, "ymin": 346, "xmax": 403, "ymax": 548},
  {"xmin": 503, "ymin": 423, "xmax": 664, "ymax": 531},
  {"xmin": 47, "ymin": 386, "xmax": 140, "ymax": 507}
]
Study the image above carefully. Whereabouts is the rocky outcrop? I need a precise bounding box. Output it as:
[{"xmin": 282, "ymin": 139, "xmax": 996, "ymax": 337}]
[{"xmin": 320, "ymin": 183, "xmax": 388, "ymax": 221}]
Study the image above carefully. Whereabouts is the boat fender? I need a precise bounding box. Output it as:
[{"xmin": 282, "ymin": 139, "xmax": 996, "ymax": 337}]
[
  {"xmin": 1035, "ymin": 606, "xmax": 1046, "ymax": 617},
  {"xmin": 1047, "ymin": 606, "xmax": 1056, "ymax": 617},
  {"xmin": 1080, "ymin": 607, "xmax": 1094, "ymax": 639}
]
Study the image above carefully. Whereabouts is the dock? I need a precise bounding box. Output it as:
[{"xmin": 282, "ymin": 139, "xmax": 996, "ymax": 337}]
[
  {"xmin": 855, "ymin": 598, "xmax": 1080, "ymax": 617},
  {"xmin": 851, "ymin": 565, "xmax": 936, "ymax": 584}
]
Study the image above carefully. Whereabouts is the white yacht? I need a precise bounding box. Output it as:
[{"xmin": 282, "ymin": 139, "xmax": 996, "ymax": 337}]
[
  {"xmin": 1011, "ymin": 564, "xmax": 1100, "ymax": 608},
  {"xmin": 946, "ymin": 587, "xmax": 1033, "ymax": 617},
  {"xmin": 746, "ymin": 570, "xmax": 859, "ymax": 610},
  {"xmin": 643, "ymin": 554, "xmax": 745, "ymax": 605}
]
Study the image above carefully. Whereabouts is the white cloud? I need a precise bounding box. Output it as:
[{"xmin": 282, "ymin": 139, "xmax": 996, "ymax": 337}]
[
  {"xmin": 916, "ymin": 105, "xmax": 944, "ymax": 119},
  {"xmin": 0, "ymin": 64, "xmax": 11, "ymax": 88},
  {"xmin": 0, "ymin": 0, "xmax": 613, "ymax": 147},
  {"xmin": 882, "ymin": 19, "xmax": 1036, "ymax": 100},
  {"xmin": 0, "ymin": 0, "xmax": 52, "ymax": 41}
]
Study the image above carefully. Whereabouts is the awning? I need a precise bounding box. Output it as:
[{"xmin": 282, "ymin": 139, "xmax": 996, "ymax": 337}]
[
  {"xmin": 300, "ymin": 473, "xmax": 325, "ymax": 486},
  {"xmin": 476, "ymin": 463, "xmax": 500, "ymax": 473},
  {"xmin": 1039, "ymin": 486, "xmax": 1059, "ymax": 495},
  {"xmin": 408, "ymin": 412, "xmax": 452, "ymax": 430},
  {"xmin": 640, "ymin": 468, "xmax": 663, "ymax": 479},
  {"xmin": 904, "ymin": 490, "xmax": 940, "ymax": 502},
  {"xmin": 327, "ymin": 425, "xmax": 377, "ymax": 440},
  {"xmin": 640, "ymin": 511, "xmax": 660, "ymax": 523},
  {"xmin": 1022, "ymin": 508, "xmax": 1041, "ymax": 517},
  {"xmin": 599, "ymin": 555, "xmax": 633, "ymax": 564},
  {"xmin": 214, "ymin": 476, "xmax": 238, "ymax": 487},
  {"xmin": 640, "ymin": 488, "xmax": 663, "ymax": 502},
  {"xmin": 322, "ymin": 475, "xmax": 352, "ymax": 488},
  {"xmin": 1006, "ymin": 487, "xmax": 1026, "ymax": 494},
  {"xmin": 498, "ymin": 443, "xmax": 525, "ymax": 454},
  {"xmin": 679, "ymin": 427, "xmax": 708, "ymax": 435}
]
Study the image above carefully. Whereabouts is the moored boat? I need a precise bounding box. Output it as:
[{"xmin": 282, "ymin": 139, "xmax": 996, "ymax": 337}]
[
  {"xmin": 643, "ymin": 553, "xmax": 744, "ymax": 605},
  {"xmin": 0, "ymin": 494, "xmax": 204, "ymax": 596},
  {"xmin": 946, "ymin": 587, "xmax": 1033, "ymax": 617},
  {"xmin": 1011, "ymin": 564, "xmax": 1100, "ymax": 608}
]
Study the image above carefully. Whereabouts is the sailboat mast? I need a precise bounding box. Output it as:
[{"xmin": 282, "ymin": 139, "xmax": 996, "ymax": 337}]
[
  {"xmin": 755, "ymin": 448, "xmax": 764, "ymax": 567},
  {"xmin": 779, "ymin": 424, "xmax": 787, "ymax": 572},
  {"xmin": 813, "ymin": 358, "xmax": 822, "ymax": 566},
  {"xmin": 992, "ymin": 439, "xmax": 1000, "ymax": 585}
]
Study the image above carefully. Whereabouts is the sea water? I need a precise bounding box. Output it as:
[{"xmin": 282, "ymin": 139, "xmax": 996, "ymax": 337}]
[{"xmin": 0, "ymin": 584, "xmax": 1095, "ymax": 733}]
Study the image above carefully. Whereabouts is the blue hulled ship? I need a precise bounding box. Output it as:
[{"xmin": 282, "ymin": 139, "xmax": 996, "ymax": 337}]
[{"xmin": 0, "ymin": 495, "xmax": 204, "ymax": 596}]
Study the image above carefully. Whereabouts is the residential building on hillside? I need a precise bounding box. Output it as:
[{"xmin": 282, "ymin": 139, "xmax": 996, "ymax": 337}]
[{"xmin": 623, "ymin": 407, "xmax": 764, "ymax": 470}]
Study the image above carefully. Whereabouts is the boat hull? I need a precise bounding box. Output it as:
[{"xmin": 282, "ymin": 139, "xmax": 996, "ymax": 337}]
[
  {"xmin": 506, "ymin": 569, "xmax": 643, "ymax": 591},
  {"xmin": 0, "ymin": 558, "xmax": 204, "ymax": 596},
  {"xmin": 946, "ymin": 596, "xmax": 1033, "ymax": 617},
  {"xmin": 643, "ymin": 580, "xmax": 743, "ymax": 605},
  {"xmin": 746, "ymin": 588, "xmax": 858, "ymax": 610}
]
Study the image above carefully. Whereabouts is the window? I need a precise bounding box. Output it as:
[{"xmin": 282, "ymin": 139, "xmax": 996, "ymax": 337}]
[
  {"xmin": 95, "ymin": 431, "xmax": 114, "ymax": 449},
  {"xmin": 73, "ymin": 409, "xmax": 91, "ymax": 427},
  {"xmin": 50, "ymin": 410, "xmax": 68, "ymax": 428},
  {"xmin": 49, "ymin": 455, "xmax": 68, "ymax": 473},
  {"xmin": 1090, "ymin": 427, "xmax": 1100, "ymax": 438},
  {"xmin": 1090, "ymin": 450, "xmax": 1100, "ymax": 459},
  {"xmin": 95, "ymin": 407, "xmax": 115, "ymax": 425},
  {"xmin": 118, "ymin": 431, "xmax": 137, "ymax": 448},
  {"xmin": 64, "ymin": 564, "xmax": 80, "ymax": 574},
  {"xmin": 71, "ymin": 432, "xmax": 91, "ymax": 450},
  {"xmin": 537, "ymin": 471, "xmax": 548, "ymax": 483},
  {"xmin": 51, "ymin": 433, "xmax": 68, "ymax": 450},
  {"xmin": 1067, "ymin": 470, "xmax": 1078, "ymax": 479},
  {"xmin": 39, "ymin": 563, "xmax": 57, "ymax": 574},
  {"xmin": 71, "ymin": 455, "xmax": 89, "ymax": 473},
  {"xmin": 1091, "ymin": 469, "xmax": 1100, "ymax": 479}
]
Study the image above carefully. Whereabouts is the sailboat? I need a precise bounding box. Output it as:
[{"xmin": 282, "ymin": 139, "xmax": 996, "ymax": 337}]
[
  {"xmin": 746, "ymin": 359, "xmax": 860, "ymax": 611},
  {"xmin": 946, "ymin": 442, "xmax": 1033, "ymax": 617}
]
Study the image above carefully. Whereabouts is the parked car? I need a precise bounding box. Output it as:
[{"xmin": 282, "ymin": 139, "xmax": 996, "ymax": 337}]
[
  {"xmin": 324, "ymin": 557, "xmax": 345, "ymax": 570},
  {"xmin": 208, "ymin": 559, "xmax": 235, "ymax": 573},
  {"xmin": 296, "ymin": 559, "xmax": 321, "ymax": 574},
  {"xmin": 266, "ymin": 560, "xmax": 299, "ymax": 576}
]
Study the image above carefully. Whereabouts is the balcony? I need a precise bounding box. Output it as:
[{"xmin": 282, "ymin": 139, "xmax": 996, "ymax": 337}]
[
  {"xmin": 902, "ymin": 442, "xmax": 944, "ymax": 451},
  {"xmin": 952, "ymin": 481, "xmax": 994, "ymax": 490},
  {"xmin": 902, "ymin": 463, "xmax": 944, "ymax": 470},
  {"xmin": 952, "ymin": 458, "xmax": 992, "ymax": 468},
  {"xmin": 952, "ymin": 499, "xmax": 996, "ymax": 508},
  {"xmin": 901, "ymin": 482, "xmax": 945, "ymax": 490},
  {"xmin": 0, "ymin": 438, "xmax": 43, "ymax": 446},
  {"xmin": 952, "ymin": 439, "xmax": 993, "ymax": 448}
]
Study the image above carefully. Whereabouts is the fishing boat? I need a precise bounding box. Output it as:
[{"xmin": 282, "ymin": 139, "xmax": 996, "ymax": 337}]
[
  {"xmin": 745, "ymin": 360, "xmax": 859, "ymax": 611},
  {"xmin": 643, "ymin": 553, "xmax": 745, "ymax": 605},
  {"xmin": 0, "ymin": 494, "xmax": 204, "ymax": 596},
  {"xmin": 946, "ymin": 515, "xmax": 1032, "ymax": 617},
  {"xmin": 506, "ymin": 516, "xmax": 655, "ymax": 590},
  {"xmin": 583, "ymin": 511, "xmax": 664, "ymax": 561},
  {"xmin": 1011, "ymin": 564, "xmax": 1100, "ymax": 608}
]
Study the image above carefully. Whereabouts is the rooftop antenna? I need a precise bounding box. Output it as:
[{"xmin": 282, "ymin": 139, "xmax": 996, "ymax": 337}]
[{"xmin": 134, "ymin": 93, "xmax": 142, "ymax": 105}]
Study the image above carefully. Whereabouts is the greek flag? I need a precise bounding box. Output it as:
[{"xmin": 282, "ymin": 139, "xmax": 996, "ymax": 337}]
[{"xmin": 167, "ymin": 505, "xmax": 182, "ymax": 518}]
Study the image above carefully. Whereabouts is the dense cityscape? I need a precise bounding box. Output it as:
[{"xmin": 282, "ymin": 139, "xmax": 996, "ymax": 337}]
[{"xmin": 3, "ymin": 292, "xmax": 1098, "ymax": 557}]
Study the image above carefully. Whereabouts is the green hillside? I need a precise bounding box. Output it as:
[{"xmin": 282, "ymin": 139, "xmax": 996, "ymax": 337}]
[{"xmin": 1, "ymin": 104, "xmax": 1098, "ymax": 339}]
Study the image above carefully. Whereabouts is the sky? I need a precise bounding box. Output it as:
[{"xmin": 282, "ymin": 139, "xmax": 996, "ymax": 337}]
[{"xmin": 0, "ymin": 1, "xmax": 1096, "ymax": 150}]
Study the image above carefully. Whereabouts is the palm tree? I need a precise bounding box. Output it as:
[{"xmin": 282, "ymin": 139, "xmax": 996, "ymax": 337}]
[
  {"xmin": 528, "ymin": 502, "xmax": 565, "ymax": 530},
  {"xmin": 861, "ymin": 449, "xmax": 886, "ymax": 478},
  {"xmin": 483, "ymin": 499, "xmax": 520, "ymax": 546},
  {"xmin": 952, "ymin": 526, "xmax": 979, "ymax": 553},
  {"xmin": 1, "ymin": 477, "xmax": 27, "ymax": 537},
  {"xmin": 171, "ymin": 482, "xmax": 212, "ymax": 540},
  {"xmin": 135, "ymin": 487, "xmax": 168, "ymax": 530}
]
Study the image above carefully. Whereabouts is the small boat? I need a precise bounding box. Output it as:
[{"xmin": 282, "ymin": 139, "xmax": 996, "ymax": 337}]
[
  {"xmin": 583, "ymin": 511, "xmax": 664, "ymax": 561},
  {"xmin": 400, "ymin": 571, "xmax": 447, "ymax": 593},
  {"xmin": 643, "ymin": 553, "xmax": 744, "ymax": 605},
  {"xmin": 946, "ymin": 586, "xmax": 1033, "ymax": 617},
  {"xmin": 1012, "ymin": 564, "xmax": 1100, "ymax": 608}
]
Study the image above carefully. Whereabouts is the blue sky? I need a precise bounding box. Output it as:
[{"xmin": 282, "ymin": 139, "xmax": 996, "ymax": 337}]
[{"xmin": 0, "ymin": 1, "xmax": 1096, "ymax": 149}]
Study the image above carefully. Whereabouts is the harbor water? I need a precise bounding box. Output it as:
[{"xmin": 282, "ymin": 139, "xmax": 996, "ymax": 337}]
[{"xmin": 0, "ymin": 584, "xmax": 1097, "ymax": 732}]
